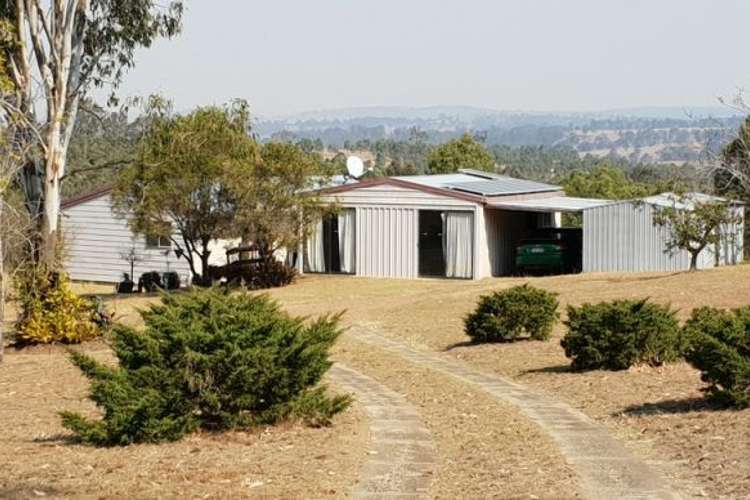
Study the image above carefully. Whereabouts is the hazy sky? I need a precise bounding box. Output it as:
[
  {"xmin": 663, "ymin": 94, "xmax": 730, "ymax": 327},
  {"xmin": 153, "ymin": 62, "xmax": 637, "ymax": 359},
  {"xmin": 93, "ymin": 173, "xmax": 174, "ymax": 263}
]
[{"xmin": 113, "ymin": 0, "xmax": 750, "ymax": 117}]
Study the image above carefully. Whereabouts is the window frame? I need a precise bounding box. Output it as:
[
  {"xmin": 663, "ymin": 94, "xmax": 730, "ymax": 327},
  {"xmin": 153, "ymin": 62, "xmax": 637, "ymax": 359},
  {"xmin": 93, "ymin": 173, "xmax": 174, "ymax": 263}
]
[{"xmin": 145, "ymin": 234, "xmax": 171, "ymax": 249}]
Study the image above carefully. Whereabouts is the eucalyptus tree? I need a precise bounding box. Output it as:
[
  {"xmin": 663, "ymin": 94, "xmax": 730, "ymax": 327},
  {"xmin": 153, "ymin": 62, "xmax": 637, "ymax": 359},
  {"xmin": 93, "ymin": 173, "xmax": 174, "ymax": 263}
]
[
  {"xmin": 230, "ymin": 142, "xmax": 335, "ymax": 262},
  {"xmin": 112, "ymin": 102, "xmax": 258, "ymax": 285},
  {"xmin": 0, "ymin": 0, "xmax": 183, "ymax": 266}
]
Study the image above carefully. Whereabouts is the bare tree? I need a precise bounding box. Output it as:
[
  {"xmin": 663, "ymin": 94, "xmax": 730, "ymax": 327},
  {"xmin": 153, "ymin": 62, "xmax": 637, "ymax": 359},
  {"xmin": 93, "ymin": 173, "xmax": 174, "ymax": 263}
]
[
  {"xmin": 0, "ymin": 126, "xmax": 35, "ymax": 362},
  {"xmin": 1, "ymin": 1, "xmax": 182, "ymax": 267},
  {"xmin": 119, "ymin": 239, "xmax": 143, "ymax": 282},
  {"xmin": 711, "ymin": 92, "xmax": 750, "ymax": 197}
]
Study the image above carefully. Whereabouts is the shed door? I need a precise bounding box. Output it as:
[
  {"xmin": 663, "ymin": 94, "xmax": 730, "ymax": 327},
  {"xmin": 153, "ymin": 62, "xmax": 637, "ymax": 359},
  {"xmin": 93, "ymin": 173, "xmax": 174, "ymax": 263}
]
[{"xmin": 418, "ymin": 210, "xmax": 445, "ymax": 276}]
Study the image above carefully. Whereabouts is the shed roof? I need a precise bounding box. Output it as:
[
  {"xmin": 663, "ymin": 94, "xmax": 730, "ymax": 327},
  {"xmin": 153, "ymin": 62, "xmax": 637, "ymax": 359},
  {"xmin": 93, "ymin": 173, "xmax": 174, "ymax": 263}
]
[
  {"xmin": 315, "ymin": 177, "xmax": 485, "ymax": 203},
  {"xmin": 487, "ymin": 196, "xmax": 612, "ymax": 213},
  {"xmin": 641, "ymin": 192, "xmax": 743, "ymax": 209},
  {"xmin": 396, "ymin": 170, "xmax": 560, "ymax": 197},
  {"xmin": 61, "ymin": 186, "xmax": 113, "ymax": 210}
]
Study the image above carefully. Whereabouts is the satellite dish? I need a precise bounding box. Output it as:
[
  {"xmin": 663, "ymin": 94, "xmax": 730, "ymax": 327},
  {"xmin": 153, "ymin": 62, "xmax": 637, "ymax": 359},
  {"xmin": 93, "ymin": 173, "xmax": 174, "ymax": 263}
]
[{"xmin": 346, "ymin": 155, "xmax": 365, "ymax": 178}]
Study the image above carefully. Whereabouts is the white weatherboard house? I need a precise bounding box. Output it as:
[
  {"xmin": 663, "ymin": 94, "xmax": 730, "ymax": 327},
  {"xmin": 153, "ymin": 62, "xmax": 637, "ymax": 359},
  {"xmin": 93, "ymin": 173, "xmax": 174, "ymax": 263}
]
[
  {"xmin": 61, "ymin": 188, "xmax": 193, "ymax": 284},
  {"xmin": 302, "ymin": 170, "xmax": 745, "ymax": 279}
]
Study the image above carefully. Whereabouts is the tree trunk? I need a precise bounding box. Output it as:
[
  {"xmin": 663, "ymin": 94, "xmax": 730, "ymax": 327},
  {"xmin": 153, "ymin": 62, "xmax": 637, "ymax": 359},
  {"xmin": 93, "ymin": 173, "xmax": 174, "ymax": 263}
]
[
  {"xmin": 41, "ymin": 175, "xmax": 60, "ymax": 266},
  {"xmin": 200, "ymin": 252, "xmax": 211, "ymax": 287},
  {"xmin": 40, "ymin": 124, "xmax": 66, "ymax": 268},
  {"xmin": 689, "ymin": 251, "xmax": 699, "ymax": 272}
]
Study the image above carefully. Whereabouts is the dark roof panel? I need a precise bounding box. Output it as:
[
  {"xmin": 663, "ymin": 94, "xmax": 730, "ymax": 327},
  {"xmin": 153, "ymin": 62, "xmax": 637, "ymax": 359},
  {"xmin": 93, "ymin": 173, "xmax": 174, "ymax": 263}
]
[{"xmin": 446, "ymin": 177, "xmax": 560, "ymax": 196}]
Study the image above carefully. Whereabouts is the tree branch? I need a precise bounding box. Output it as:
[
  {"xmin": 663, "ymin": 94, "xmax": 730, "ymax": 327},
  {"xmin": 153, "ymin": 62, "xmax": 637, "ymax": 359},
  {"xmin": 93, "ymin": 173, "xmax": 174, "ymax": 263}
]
[{"xmin": 61, "ymin": 158, "xmax": 134, "ymax": 180}]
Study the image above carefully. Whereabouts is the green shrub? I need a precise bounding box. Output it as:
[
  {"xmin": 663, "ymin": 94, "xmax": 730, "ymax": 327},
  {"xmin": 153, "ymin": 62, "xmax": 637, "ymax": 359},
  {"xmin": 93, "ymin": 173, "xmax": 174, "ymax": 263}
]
[
  {"xmin": 682, "ymin": 306, "xmax": 750, "ymax": 408},
  {"xmin": 61, "ymin": 288, "xmax": 350, "ymax": 446},
  {"xmin": 464, "ymin": 284, "xmax": 559, "ymax": 342},
  {"xmin": 561, "ymin": 299, "xmax": 682, "ymax": 371},
  {"xmin": 14, "ymin": 268, "xmax": 102, "ymax": 345}
]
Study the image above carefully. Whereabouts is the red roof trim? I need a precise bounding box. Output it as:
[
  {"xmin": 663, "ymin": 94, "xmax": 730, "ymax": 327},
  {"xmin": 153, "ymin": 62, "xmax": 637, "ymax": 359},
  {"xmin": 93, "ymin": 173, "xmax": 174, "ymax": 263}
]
[
  {"xmin": 61, "ymin": 186, "xmax": 113, "ymax": 210},
  {"xmin": 315, "ymin": 177, "xmax": 485, "ymax": 204}
]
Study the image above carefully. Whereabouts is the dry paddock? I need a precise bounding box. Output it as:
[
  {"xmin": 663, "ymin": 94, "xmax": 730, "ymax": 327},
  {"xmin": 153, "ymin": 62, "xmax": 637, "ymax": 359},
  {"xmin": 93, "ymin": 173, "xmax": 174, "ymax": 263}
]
[
  {"xmin": 264, "ymin": 265, "xmax": 750, "ymax": 499},
  {"xmin": 0, "ymin": 265, "xmax": 748, "ymax": 498}
]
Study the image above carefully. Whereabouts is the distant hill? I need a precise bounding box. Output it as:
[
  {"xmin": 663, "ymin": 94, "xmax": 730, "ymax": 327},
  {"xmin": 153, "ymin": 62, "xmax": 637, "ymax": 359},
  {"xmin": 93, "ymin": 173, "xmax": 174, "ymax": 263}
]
[{"xmin": 254, "ymin": 106, "xmax": 745, "ymax": 164}]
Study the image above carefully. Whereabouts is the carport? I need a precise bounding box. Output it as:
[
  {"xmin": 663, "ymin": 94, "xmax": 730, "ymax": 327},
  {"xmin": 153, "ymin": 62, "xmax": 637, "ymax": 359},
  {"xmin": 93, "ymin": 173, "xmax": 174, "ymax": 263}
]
[
  {"xmin": 487, "ymin": 195, "xmax": 612, "ymax": 214},
  {"xmin": 482, "ymin": 196, "xmax": 612, "ymax": 276}
]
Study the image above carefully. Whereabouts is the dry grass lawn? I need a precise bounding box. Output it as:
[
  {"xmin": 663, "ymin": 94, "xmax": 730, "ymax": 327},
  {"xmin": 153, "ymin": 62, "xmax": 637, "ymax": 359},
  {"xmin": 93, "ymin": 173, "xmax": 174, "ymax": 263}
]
[
  {"xmin": 0, "ymin": 333, "xmax": 368, "ymax": 499},
  {"xmin": 260, "ymin": 266, "xmax": 750, "ymax": 498},
  {"xmin": 335, "ymin": 340, "xmax": 580, "ymax": 499},
  {"xmin": 2, "ymin": 266, "xmax": 749, "ymax": 498}
]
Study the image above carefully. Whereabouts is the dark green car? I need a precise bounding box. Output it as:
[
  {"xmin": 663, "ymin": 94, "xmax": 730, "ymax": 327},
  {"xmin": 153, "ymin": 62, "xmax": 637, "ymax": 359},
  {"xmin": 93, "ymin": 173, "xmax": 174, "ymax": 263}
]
[{"xmin": 515, "ymin": 228, "xmax": 582, "ymax": 275}]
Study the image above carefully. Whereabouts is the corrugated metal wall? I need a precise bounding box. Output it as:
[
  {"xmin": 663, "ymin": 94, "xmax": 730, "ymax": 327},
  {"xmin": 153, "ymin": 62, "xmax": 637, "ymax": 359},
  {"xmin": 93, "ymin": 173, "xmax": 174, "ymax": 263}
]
[
  {"xmin": 582, "ymin": 202, "xmax": 745, "ymax": 273},
  {"xmin": 717, "ymin": 205, "xmax": 745, "ymax": 266},
  {"xmin": 356, "ymin": 206, "xmax": 419, "ymax": 278},
  {"xmin": 485, "ymin": 209, "xmax": 536, "ymax": 276}
]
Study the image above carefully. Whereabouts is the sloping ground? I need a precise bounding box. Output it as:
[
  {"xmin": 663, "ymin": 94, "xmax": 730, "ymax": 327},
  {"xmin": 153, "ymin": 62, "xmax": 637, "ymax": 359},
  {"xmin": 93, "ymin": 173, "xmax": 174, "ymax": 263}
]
[
  {"xmin": 346, "ymin": 326, "xmax": 680, "ymax": 499},
  {"xmin": 0, "ymin": 344, "xmax": 369, "ymax": 499},
  {"xmin": 328, "ymin": 364, "xmax": 437, "ymax": 498},
  {"xmin": 335, "ymin": 341, "xmax": 580, "ymax": 499},
  {"xmin": 265, "ymin": 265, "xmax": 750, "ymax": 498},
  {"xmin": 1, "ymin": 290, "xmax": 580, "ymax": 499}
]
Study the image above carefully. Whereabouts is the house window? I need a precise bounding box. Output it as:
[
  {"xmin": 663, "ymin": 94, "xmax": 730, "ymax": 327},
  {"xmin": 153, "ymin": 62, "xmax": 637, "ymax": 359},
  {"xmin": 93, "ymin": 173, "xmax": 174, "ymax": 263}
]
[{"xmin": 146, "ymin": 234, "xmax": 171, "ymax": 248}]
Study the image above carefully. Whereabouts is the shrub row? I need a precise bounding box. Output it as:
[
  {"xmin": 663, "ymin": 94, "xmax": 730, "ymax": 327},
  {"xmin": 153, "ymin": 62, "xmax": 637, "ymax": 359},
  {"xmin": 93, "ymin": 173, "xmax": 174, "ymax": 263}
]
[{"xmin": 464, "ymin": 284, "xmax": 750, "ymax": 408}]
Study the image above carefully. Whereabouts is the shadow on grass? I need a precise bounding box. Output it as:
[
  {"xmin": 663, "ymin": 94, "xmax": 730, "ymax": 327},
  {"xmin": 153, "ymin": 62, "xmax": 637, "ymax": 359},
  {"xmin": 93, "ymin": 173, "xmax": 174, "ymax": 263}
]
[
  {"xmin": 443, "ymin": 337, "xmax": 539, "ymax": 352},
  {"xmin": 616, "ymin": 396, "xmax": 735, "ymax": 417},
  {"xmin": 522, "ymin": 364, "xmax": 573, "ymax": 375},
  {"xmin": 32, "ymin": 432, "xmax": 79, "ymax": 445},
  {"xmin": 603, "ymin": 271, "xmax": 685, "ymax": 283},
  {"xmin": 79, "ymin": 291, "xmax": 160, "ymax": 302},
  {"xmin": 443, "ymin": 340, "xmax": 475, "ymax": 351},
  {"xmin": 0, "ymin": 483, "xmax": 65, "ymax": 498}
]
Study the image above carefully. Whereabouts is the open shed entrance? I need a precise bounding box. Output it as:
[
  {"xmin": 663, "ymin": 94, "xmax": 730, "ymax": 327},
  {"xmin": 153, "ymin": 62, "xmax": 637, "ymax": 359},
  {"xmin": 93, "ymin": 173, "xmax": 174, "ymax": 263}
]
[
  {"xmin": 304, "ymin": 209, "xmax": 356, "ymax": 274},
  {"xmin": 321, "ymin": 216, "xmax": 342, "ymax": 273},
  {"xmin": 486, "ymin": 196, "xmax": 610, "ymax": 276},
  {"xmin": 418, "ymin": 210, "xmax": 474, "ymax": 279},
  {"xmin": 418, "ymin": 211, "xmax": 445, "ymax": 276}
]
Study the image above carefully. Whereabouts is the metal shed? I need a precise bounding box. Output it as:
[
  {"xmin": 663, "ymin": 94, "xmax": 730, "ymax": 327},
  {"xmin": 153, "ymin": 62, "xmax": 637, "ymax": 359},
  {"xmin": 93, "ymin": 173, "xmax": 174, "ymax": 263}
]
[
  {"xmin": 312, "ymin": 172, "xmax": 564, "ymax": 280},
  {"xmin": 582, "ymin": 194, "xmax": 745, "ymax": 273}
]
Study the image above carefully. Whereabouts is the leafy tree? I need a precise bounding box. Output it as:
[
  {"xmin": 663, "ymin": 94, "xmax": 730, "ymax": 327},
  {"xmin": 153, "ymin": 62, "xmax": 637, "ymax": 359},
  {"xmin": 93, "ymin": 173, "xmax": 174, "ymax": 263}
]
[
  {"xmin": 0, "ymin": 18, "xmax": 12, "ymax": 93},
  {"xmin": 112, "ymin": 102, "xmax": 257, "ymax": 285},
  {"xmin": 1, "ymin": 0, "xmax": 183, "ymax": 266},
  {"xmin": 63, "ymin": 100, "xmax": 141, "ymax": 197},
  {"xmin": 427, "ymin": 133, "xmax": 495, "ymax": 174},
  {"xmin": 561, "ymin": 164, "xmax": 654, "ymax": 199},
  {"xmin": 230, "ymin": 142, "xmax": 334, "ymax": 261},
  {"xmin": 652, "ymin": 195, "xmax": 742, "ymax": 271}
]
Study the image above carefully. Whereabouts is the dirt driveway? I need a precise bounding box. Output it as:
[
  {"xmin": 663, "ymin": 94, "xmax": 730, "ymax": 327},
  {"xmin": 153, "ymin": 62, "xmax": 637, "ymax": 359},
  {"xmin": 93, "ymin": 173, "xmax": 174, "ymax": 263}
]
[{"xmin": 265, "ymin": 265, "xmax": 750, "ymax": 498}]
